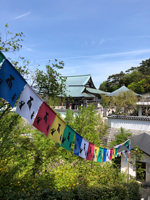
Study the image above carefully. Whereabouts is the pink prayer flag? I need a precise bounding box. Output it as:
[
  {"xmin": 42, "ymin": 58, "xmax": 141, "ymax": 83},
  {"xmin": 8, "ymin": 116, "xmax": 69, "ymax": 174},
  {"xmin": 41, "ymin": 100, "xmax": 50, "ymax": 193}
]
[
  {"xmin": 86, "ymin": 142, "xmax": 95, "ymax": 161},
  {"xmin": 109, "ymin": 149, "xmax": 113, "ymax": 160},
  {"xmin": 33, "ymin": 102, "xmax": 56, "ymax": 136}
]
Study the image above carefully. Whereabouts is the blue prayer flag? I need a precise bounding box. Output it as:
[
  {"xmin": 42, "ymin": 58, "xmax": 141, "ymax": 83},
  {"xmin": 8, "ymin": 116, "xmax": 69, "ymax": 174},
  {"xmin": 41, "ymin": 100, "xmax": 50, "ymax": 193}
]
[
  {"xmin": 103, "ymin": 148, "xmax": 107, "ymax": 162},
  {"xmin": 74, "ymin": 133, "xmax": 83, "ymax": 156},
  {"xmin": 0, "ymin": 59, "xmax": 27, "ymax": 107}
]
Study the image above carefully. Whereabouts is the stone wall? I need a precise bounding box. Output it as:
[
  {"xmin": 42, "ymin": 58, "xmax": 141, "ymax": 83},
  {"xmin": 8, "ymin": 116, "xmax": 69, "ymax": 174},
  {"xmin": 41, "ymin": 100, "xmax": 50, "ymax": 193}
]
[{"xmin": 104, "ymin": 127, "xmax": 150, "ymax": 146}]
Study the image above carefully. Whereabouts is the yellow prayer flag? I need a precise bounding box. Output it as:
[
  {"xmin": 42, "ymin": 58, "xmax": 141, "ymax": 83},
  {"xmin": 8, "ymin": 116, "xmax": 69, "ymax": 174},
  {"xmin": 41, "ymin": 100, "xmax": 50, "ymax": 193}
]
[
  {"xmin": 48, "ymin": 115, "xmax": 66, "ymax": 145},
  {"xmin": 112, "ymin": 148, "xmax": 116, "ymax": 159},
  {"xmin": 93, "ymin": 146, "xmax": 99, "ymax": 161}
]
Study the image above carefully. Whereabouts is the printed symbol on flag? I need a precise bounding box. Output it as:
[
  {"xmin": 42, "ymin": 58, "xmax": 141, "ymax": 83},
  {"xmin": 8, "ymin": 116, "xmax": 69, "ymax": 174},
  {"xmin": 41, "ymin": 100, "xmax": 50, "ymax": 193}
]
[
  {"xmin": 57, "ymin": 124, "xmax": 61, "ymax": 133},
  {"xmin": 44, "ymin": 112, "xmax": 49, "ymax": 123},
  {"xmin": 0, "ymin": 79, "xmax": 3, "ymax": 84},
  {"xmin": 37, "ymin": 116, "xmax": 42, "ymax": 124},
  {"xmin": 31, "ymin": 111, "xmax": 35, "ymax": 119},
  {"xmin": 12, "ymin": 93, "xmax": 16, "ymax": 102},
  {"xmin": 51, "ymin": 128, "xmax": 56, "ymax": 136},
  {"xmin": 69, "ymin": 142, "xmax": 72, "ymax": 148},
  {"xmin": 6, "ymin": 75, "xmax": 15, "ymax": 90},
  {"xmin": 60, "ymin": 134, "xmax": 62, "ymax": 141},
  {"xmin": 75, "ymin": 138, "xmax": 79, "ymax": 150},
  {"xmin": 62, "ymin": 137, "xmax": 66, "ymax": 143},
  {"xmin": 98, "ymin": 151, "xmax": 101, "ymax": 159},
  {"xmin": 93, "ymin": 149, "xmax": 97, "ymax": 159},
  {"xmin": 80, "ymin": 148, "xmax": 83, "ymax": 154},
  {"xmin": 84, "ymin": 143, "xmax": 86, "ymax": 151},
  {"xmin": 27, "ymin": 96, "xmax": 34, "ymax": 110},
  {"xmin": 19, "ymin": 101, "xmax": 25, "ymax": 110},
  {"xmin": 47, "ymin": 125, "xmax": 50, "ymax": 132},
  {"xmin": 67, "ymin": 132, "xmax": 70, "ymax": 141}
]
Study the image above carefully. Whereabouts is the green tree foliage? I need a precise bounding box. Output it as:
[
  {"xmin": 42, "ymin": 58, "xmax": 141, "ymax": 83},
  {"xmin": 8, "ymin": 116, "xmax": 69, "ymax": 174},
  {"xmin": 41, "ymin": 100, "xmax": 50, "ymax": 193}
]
[
  {"xmin": 0, "ymin": 24, "xmax": 24, "ymax": 52},
  {"xmin": 64, "ymin": 104, "xmax": 108, "ymax": 146},
  {"xmin": 33, "ymin": 60, "xmax": 67, "ymax": 100},
  {"xmin": 109, "ymin": 127, "xmax": 132, "ymax": 148},
  {"xmin": 100, "ymin": 94, "xmax": 111, "ymax": 108},
  {"xmin": 110, "ymin": 91, "xmax": 137, "ymax": 115},
  {"xmin": 99, "ymin": 58, "xmax": 150, "ymax": 94}
]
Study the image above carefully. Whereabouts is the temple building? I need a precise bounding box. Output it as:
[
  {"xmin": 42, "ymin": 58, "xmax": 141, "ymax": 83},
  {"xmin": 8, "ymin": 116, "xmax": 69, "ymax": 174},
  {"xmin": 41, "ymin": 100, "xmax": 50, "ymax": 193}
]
[{"xmin": 61, "ymin": 74, "xmax": 107, "ymax": 109}]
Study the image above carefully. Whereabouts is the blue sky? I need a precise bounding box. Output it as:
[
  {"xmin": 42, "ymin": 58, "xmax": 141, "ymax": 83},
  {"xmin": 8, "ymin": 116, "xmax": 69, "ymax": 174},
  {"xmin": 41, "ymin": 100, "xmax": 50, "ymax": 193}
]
[{"xmin": 1, "ymin": 0, "xmax": 150, "ymax": 88}]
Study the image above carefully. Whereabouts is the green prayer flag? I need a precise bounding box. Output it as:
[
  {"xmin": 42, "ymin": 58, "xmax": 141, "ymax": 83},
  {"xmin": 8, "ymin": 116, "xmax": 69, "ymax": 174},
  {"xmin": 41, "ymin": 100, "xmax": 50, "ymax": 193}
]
[
  {"xmin": 61, "ymin": 125, "xmax": 75, "ymax": 151},
  {"xmin": 97, "ymin": 147, "xmax": 103, "ymax": 162},
  {"xmin": 124, "ymin": 140, "xmax": 129, "ymax": 147},
  {"xmin": 0, "ymin": 51, "xmax": 6, "ymax": 63},
  {"xmin": 115, "ymin": 147, "xmax": 118, "ymax": 157}
]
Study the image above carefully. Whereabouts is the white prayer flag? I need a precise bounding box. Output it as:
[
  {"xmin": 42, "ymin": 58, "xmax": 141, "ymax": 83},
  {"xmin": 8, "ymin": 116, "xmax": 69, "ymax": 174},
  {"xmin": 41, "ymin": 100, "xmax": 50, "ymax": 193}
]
[
  {"xmin": 79, "ymin": 138, "xmax": 89, "ymax": 159},
  {"xmin": 106, "ymin": 149, "xmax": 110, "ymax": 161},
  {"xmin": 16, "ymin": 84, "xmax": 43, "ymax": 124}
]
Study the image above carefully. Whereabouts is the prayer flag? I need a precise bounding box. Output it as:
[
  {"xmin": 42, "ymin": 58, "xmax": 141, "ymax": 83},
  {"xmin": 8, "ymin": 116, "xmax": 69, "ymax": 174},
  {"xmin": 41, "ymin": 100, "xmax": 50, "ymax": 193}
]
[
  {"xmin": 79, "ymin": 138, "xmax": 89, "ymax": 159},
  {"xmin": 124, "ymin": 140, "xmax": 129, "ymax": 146},
  {"xmin": 115, "ymin": 147, "xmax": 118, "ymax": 157},
  {"xmin": 0, "ymin": 51, "xmax": 5, "ymax": 63},
  {"xmin": 33, "ymin": 102, "xmax": 56, "ymax": 137},
  {"xmin": 122, "ymin": 150, "xmax": 127, "ymax": 163},
  {"xmin": 86, "ymin": 142, "xmax": 95, "ymax": 161},
  {"xmin": 16, "ymin": 84, "xmax": 43, "ymax": 124},
  {"xmin": 61, "ymin": 125, "xmax": 75, "ymax": 151},
  {"xmin": 103, "ymin": 149, "xmax": 107, "ymax": 162},
  {"xmin": 127, "ymin": 150, "xmax": 130, "ymax": 158},
  {"xmin": 74, "ymin": 133, "xmax": 83, "ymax": 156},
  {"xmin": 109, "ymin": 149, "xmax": 113, "ymax": 160},
  {"xmin": 0, "ymin": 59, "xmax": 27, "ymax": 107},
  {"xmin": 106, "ymin": 149, "xmax": 110, "ymax": 161},
  {"xmin": 97, "ymin": 147, "xmax": 103, "ymax": 162},
  {"xmin": 48, "ymin": 115, "xmax": 66, "ymax": 145},
  {"xmin": 93, "ymin": 146, "xmax": 99, "ymax": 162},
  {"xmin": 112, "ymin": 148, "xmax": 116, "ymax": 159}
]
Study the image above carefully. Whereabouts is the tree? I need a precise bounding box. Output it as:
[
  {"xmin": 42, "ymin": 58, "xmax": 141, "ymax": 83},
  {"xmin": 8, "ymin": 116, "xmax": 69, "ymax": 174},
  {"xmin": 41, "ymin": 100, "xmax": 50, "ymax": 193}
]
[
  {"xmin": 0, "ymin": 24, "xmax": 24, "ymax": 52},
  {"xmin": 109, "ymin": 127, "xmax": 132, "ymax": 148},
  {"xmin": 64, "ymin": 104, "xmax": 108, "ymax": 146},
  {"xmin": 99, "ymin": 58, "xmax": 150, "ymax": 94},
  {"xmin": 33, "ymin": 60, "xmax": 67, "ymax": 100},
  {"xmin": 110, "ymin": 90, "xmax": 138, "ymax": 115}
]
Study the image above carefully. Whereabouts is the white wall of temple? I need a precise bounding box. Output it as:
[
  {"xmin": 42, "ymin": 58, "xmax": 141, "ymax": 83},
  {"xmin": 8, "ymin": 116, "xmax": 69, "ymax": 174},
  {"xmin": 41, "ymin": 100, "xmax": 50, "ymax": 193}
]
[
  {"xmin": 121, "ymin": 155, "xmax": 136, "ymax": 177},
  {"xmin": 121, "ymin": 153, "xmax": 150, "ymax": 182},
  {"xmin": 108, "ymin": 118, "xmax": 150, "ymax": 132}
]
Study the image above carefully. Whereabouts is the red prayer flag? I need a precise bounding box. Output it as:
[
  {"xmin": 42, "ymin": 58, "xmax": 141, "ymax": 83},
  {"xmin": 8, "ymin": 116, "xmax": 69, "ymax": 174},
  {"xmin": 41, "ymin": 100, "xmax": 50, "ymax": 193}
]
[
  {"xmin": 109, "ymin": 149, "xmax": 113, "ymax": 160},
  {"xmin": 86, "ymin": 142, "xmax": 95, "ymax": 161},
  {"xmin": 33, "ymin": 102, "xmax": 56, "ymax": 136}
]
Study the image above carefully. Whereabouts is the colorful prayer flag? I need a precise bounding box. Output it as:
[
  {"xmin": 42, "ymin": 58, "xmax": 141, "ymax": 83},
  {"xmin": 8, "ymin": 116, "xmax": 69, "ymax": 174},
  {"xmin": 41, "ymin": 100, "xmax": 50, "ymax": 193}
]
[
  {"xmin": 16, "ymin": 84, "xmax": 43, "ymax": 124},
  {"xmin": 86, "ymin": 142, "xmax": 95, "ymax": 161},
  {"xmin": 124, "ymin": 140, "xmax": 130, "ymax": 149},
  {"xmin": 0, "ymin": 59, "xmax": 27, "ymax": 107},
  {"xmin": 61, "ymin": 125, "xmax": 75, "ymax": 151},
  {"xmin": 0, "ymin": 51, "xmax": 5, "ymax": 63},
  {"xmin": 93, "ymin": 146, "xmax": 99, "ymax": 162},
  {"xmin": 106, "ymin": 149, "xmax": 110, "ymax": 161},
  {"xmin": 79, "ymin": 138, "xmax": 89, "ymax": 159},
  {"xmin": 122, "ymin": 150, "xmax": 127, "ymax": 163},
  {"xmin": 115, "ymin": 147, "xmax": 118, "ymax": 157},
  {"xmin": 74, "ymin": 133, "xmax": 83, "ymax": 156},
  {"xmin": 33, "ymin": 102, "xmax": 56, "ymax": 137},
  {"xmin": 109, "ymin": 149, "xmax": 113, "ymax": 160},
  {"xmin": 97, "ymin": 147, "xmax": 103, "ymax": 162},
  {"xmin": 103, "ymin": 148, "xmax": 107, "ymax": 162},
  {"xmin": 112, "ymin": 148, "xmax": 116, "ymax": 159},
  {"xmin": 48, "ymin": 115, "xmax": 66, "ymax": 145}
]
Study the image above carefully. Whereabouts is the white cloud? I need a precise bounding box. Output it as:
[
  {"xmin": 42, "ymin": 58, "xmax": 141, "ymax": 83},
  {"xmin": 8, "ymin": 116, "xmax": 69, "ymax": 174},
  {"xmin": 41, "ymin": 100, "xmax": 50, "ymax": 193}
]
[{"xmin": 12, "ymin": 12, "xmax": 31, "ymax": 20}]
